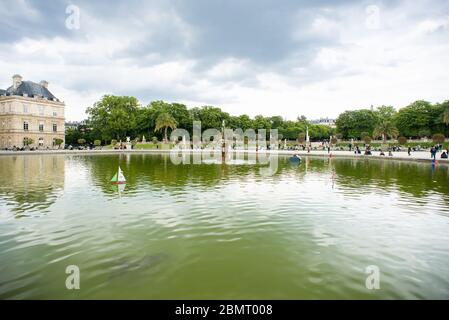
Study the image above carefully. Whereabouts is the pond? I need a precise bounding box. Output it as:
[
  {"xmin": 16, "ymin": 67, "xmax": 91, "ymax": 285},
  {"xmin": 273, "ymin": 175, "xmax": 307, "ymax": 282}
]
[{"xmin": 0, "ymin": 153, "xmax": 449, "ymax": 299}]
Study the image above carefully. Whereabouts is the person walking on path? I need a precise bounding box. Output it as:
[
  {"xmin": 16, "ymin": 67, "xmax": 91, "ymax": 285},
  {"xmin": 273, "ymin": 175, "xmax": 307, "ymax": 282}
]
[{"xmin": 408, "ymin": 147, "xmax": 412, "ymax": 156}]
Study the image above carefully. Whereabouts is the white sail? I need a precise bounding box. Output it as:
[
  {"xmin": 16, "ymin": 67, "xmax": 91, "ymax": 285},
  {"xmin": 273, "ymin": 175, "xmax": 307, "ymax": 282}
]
[{"xmin": 118, "ymin": 166, "xmax": 126, "ymax": 182}]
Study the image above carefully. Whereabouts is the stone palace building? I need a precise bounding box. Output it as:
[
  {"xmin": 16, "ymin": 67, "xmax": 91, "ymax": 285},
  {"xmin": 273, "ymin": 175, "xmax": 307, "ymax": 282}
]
[{"xmin": 0, "ymin": 75, "xmax": 65, "ymax": 149}]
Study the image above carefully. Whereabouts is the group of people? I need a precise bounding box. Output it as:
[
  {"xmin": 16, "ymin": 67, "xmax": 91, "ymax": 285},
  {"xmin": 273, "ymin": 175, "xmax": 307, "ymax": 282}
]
[{"xmin": 430, "ymin": 145, "xmax": 448, "ymax": 159}]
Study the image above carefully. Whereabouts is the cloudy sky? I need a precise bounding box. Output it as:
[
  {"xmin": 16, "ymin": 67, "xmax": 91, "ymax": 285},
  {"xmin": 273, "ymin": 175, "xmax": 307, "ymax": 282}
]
[{"xmin": 1, "ymin": 0, "xmax": 449, "ymax": 121}]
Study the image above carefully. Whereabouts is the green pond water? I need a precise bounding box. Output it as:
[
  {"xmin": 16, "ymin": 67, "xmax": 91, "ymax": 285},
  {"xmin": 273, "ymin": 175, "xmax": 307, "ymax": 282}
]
[{"xmin": 1, "ymin": 153, "xmax": 449, "ymax": 299}]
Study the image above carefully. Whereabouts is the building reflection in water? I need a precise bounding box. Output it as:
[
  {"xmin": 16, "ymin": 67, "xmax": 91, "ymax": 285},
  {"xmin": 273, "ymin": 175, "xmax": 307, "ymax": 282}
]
[{"xmin": 0, "ymin": 155, "xmax": 64, "ymax": 216}]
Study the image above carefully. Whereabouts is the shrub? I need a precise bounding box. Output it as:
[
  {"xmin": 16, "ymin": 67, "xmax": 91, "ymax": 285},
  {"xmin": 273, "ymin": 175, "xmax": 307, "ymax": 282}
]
[
  {"xmin": 77, "ymin": 138, "xmax": 86, "ymax": 145},
  {"xmin": 54, "ymin": 138, "xmax": 63, "ymax": 147},
  {"xmin": 397, "ymin": 136, "xmax": 407, "ymax": 145},
  {"xmin": 23, "ymin": 137, "xmax": 34, "ymax": 146},
  {"xmin": 94, "ymin": 140, "xmax": 101, "ymax": 146},
  {"xmin": 298, "ymin": 133, "xmax": 305, "ymax": 144},
  {"xmin": 363, "ymin": 136, "xmax": 372, "ymax": 144},
  {"xmin": 111, "ymin": 139, "xmax": 117, "ymax": 146},
  {"xmin": 152, "ymin": 137, "xmax": 158, "ymax": 144},
  {"xmin": 331, "ymin": 137, "xmax": 338, "ymax": 145},
  {"xmin": 432, "ymin": 133, "xmax": 445, "ymax": 144}
]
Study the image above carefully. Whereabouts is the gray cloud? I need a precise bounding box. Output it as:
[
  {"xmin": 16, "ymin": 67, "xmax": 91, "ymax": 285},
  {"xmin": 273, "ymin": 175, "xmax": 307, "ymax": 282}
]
[{"xmin": 1, "ymin": 0, "xmax": 449, "ymax": 120}]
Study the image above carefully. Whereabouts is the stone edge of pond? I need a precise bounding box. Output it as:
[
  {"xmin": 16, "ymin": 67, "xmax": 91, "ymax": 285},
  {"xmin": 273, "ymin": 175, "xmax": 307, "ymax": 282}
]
[{"xmin": 0, "ymin": 149, "xmax": 448, "ymax": 165}]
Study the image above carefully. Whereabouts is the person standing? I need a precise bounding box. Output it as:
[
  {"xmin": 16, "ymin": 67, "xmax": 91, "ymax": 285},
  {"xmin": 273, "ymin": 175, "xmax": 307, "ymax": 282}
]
[
  {"xmin": 430, "ymin": 146, "xmax": 437, "ymax": 160},
  {"xmin": 408, "ymin": 147, "xmax": 411, "ymax": 156}
]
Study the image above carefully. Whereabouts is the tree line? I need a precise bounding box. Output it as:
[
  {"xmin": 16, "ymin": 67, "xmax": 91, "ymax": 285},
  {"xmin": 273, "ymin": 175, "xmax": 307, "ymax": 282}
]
[
  {"xmin": 335, "ymin": 100, "xmax": 449, "ymax": 142},
  {"xmin": 66, "ymin": 95, "xmax": 335, "ymax": 145},
  {"xmin": 65, "ymin": 96, "xmax": 449, "ymax": 146}
]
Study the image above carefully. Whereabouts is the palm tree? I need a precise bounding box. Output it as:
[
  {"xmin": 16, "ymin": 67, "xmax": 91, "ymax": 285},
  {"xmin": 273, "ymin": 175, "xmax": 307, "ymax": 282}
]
[
  {"xmin": 443, "ymin": 108, "xmax": 449, "ymax": 126},
  {"xmin": 155, "ymin": 113, "xmax": 177, "ymax": 143},
  {"xmin": 373, "ymin": 121, "xmax": 399, "ymax": 143}
]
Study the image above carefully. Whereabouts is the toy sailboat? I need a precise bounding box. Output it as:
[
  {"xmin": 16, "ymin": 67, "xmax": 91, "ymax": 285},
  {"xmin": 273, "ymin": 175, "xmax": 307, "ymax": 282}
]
[{"xmin": 111, "ymin": 166, "xmax": 126, "ymax": 184}]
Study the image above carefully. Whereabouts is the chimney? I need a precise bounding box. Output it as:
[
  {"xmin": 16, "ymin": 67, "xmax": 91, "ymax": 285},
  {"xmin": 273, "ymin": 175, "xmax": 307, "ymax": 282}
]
[
  {"xmin": 12, "ymin": 74, "xmax": 22, "ymax": 89},
  {"xmin": 40, "ymin": 80, "xmax": 48, "ymax": 89}
]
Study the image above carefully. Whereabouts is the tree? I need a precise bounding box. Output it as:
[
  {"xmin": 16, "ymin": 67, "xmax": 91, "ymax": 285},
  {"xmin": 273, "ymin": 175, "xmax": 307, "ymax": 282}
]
[
  {"xmin": 190, "ymin": 106, "xmax": 230, "ymax": 130},
  {"xmin": 23, "ymin": 137, "xmax": 34, "ymax": 146},
  {"xmin": 86, "ymin": 95, "xmax": 139, "ymax": 142},
  {"xmin": 335, "ymin": 109, "xmax": 377, "ymax": 139},
  {"xmin": 394, "ymin": 100, "xmax": 433, "ymax": 137},
  {"xmin": 155, "ymin": 112, "xmax": 177, "ymax": 142},
  {"xmin": 373, "ymin": 121, "xmax": 399, "ymax": 143},
  {"xmin": 442, "ymin": 102, "xmax": 449, "ymax": 126},
  {"xmin": 375, "ymin": 105, "xmax": 396, "ymax": 122},
  {"xmin": 54, "ymin": 138, "xmax": 64, "ymax": 149},
  {"xmin": 298, "ymin": 133, "xmax": 305, "ymax": 144},
  {"xmin": 418, "ymin": 129, "xmax": 431, "ymax": 138}
]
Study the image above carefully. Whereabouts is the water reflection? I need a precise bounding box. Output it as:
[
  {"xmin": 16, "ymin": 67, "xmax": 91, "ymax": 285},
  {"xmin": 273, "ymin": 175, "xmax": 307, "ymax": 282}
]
[
  {"xmin": 0, "ymin": 155, "xmax": 64, "ymax": 216},
  {"xmin": 1, "ymin": 154, "xmax": 448, "ymax": 205}
]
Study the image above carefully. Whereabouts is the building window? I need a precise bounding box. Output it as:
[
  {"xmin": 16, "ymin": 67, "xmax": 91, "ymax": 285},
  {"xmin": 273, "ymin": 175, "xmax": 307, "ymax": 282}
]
[
  {"xmin": 53, "ymin": 123, "xmax": 57, "ymax": 132},
  {"xmin": 39, "ymin": 123, "xmax": 44, "ymax": 132},
  {"xmin": 23, "ymin": 104, "xmax": 29, "ymax": 113},
  {"xmin": 23, "ymin": 121, "xmax": 29, "ymax": 131},
  {"xmin": 39, "ymin": 106, "xmax": 44, "ymax": 116},
  {"xmin": 53, "ymin": 111, "xmax": 57, "ymax": 117},
  {"xmin": 38, "ymin": 138, "xmax": 44, "ymax": 146}
]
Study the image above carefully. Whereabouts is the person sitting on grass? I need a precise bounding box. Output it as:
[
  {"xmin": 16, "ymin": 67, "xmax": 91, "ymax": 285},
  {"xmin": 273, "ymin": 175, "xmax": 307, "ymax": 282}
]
[{"xmin": 441, "ymin": 151, "xmax": 448, "ymax": 159}]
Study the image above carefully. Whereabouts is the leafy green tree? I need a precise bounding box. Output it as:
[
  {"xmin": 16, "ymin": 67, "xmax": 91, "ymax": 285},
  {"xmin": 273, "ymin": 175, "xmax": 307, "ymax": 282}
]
[
  {"xmin": 86, "ymin": 95, "xmax": 139, "ymax": 141},
  {"xmin": 190, "ymin": 106, "xmax": 230, "ymax": 130},
  {"xmin": 269, "ymin": 116, "xmax": 284, "ymax": 129},
  {"xmin": 229, "ymin": 114, "xmax": 253, "ymax": 131},
  {"xmin": 54, "ymin": 138, "xmax": 64, "ymax": 148},
  {"xmin": 418, "ymin": 129, "xmax": 431, "ymax": 138},
  {"xmin": 375, "ymin": 105, "xmax": 396, "ymax": 122},
  {"xmin": 394, "ymin": 100, "xmax": 433, "ymax": 137},
  {"xmin": 65, "ymin": 128, "xmax": 81, "ymax": 145},
  {"xmin": 336, "ymin": 109, "xmax": 377, "ymax": 139},
  {"xmin": 155, "ymin": 113, "xmax": 177, "ymax": 142}
]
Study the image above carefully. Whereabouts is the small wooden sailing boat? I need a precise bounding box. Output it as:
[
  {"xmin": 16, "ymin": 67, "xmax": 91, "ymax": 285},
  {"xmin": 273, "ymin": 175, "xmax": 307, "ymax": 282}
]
[{"xmin": 111, "ymin": 166, "xmax": 126, "ymax": 184}]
